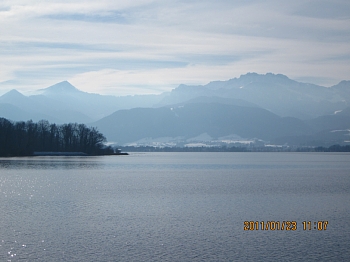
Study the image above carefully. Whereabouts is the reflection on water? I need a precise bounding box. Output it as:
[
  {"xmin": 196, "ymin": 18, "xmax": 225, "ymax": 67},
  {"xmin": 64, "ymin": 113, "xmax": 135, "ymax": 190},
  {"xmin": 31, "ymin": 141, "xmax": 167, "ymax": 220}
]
[
  {"xmin": 0, "ymin": 156, "xmax": 104, "ymax": 170},
  {"xmin": 0, "ymin": 153, "xmax": 350, "ymax": 261}
]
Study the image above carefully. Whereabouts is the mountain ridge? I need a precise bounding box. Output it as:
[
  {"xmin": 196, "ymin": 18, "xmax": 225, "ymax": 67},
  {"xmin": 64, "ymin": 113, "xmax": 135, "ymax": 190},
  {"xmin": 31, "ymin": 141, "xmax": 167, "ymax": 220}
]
[
  {"xmin": 39, "ymin": 81, "xmax": 81, "ymax": 94},
  {"xmin": 156, "ymin": 73, "xmax": 349, "ymax": 119},
  {"xmin": 92, "ymin": 102, "xmax": 314, "ymax": 145},
  {"xmin": 1, "ymin": 73, "xmax": 350, "ymax": 146}
]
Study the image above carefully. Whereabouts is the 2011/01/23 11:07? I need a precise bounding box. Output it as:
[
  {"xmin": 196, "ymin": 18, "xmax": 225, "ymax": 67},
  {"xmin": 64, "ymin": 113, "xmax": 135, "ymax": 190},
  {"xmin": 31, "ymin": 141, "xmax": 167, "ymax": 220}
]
[{"xmin": 244, "ymin": 221, "xmax": 328, "ymax": 231}]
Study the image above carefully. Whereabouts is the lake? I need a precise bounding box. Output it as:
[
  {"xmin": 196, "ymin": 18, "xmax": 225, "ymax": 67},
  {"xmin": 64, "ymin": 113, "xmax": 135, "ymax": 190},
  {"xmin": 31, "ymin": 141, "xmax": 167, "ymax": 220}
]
[{"xmin": 0, "ymin": 152, "xmax": 349, "ymax": 261}]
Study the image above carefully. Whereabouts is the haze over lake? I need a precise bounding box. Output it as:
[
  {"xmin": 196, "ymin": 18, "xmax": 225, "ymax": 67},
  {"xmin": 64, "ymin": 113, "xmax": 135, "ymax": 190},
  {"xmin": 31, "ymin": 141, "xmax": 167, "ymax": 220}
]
[{"xmin": 1, "ymin": 152, "xmax": 349, "ymax": 261}]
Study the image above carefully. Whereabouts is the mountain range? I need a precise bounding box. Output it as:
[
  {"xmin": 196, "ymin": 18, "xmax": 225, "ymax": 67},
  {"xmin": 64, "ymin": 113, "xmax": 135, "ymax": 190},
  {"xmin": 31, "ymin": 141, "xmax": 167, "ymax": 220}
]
[
  {"xmin": 1, "ymin": 73, "xmax": 350, "ymax": 147},
  {"xmin": 0, "ymin": 81, "xmax": 166, "ymax": 123},
  {"xmin": 156, "ymin": 73, "xmax": 349, "ymax": 119}
]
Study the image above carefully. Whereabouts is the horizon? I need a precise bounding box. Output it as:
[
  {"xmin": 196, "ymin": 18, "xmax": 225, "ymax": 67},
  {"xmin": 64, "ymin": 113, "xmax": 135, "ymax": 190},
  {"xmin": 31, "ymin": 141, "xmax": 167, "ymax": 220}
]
[
  {"xmin": 1, "ymin": 1, "xmax": 350, "ymax": 96},
  {"xmin": 0, "ymin": 72, "xmax": 349, "ymax": 97}
]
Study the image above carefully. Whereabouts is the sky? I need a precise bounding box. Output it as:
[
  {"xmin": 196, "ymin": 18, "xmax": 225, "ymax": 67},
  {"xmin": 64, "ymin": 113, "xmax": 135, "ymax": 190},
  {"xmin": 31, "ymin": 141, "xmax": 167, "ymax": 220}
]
[{"xmin": 0, "ymin": 0, "xmax": 350, "ymax": 96}]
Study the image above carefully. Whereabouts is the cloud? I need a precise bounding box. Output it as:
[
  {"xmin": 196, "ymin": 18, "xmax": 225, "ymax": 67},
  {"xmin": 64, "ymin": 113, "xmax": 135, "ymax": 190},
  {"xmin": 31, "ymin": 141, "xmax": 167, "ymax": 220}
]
[
  {"xmin": 69, "ymin": 63, "xmax": 248, "ymax": 96},
  {"xmin": 0, "ymin": 0, "xmax": 349, "ymax": 95},
  {"xmin": 43, "ymin": 11, "xmax": 128, "ymax": 24},
  {"xmin": 291, "ymin": 0, "xmax": 350, "ymax": 19}
]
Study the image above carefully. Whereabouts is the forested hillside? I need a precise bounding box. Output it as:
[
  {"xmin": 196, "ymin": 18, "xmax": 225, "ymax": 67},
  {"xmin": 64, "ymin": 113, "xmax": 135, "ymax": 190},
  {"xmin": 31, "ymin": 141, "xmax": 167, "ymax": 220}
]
[{"xmin": 0, "ymin": 118, "xmax": 112, "ymax": 156}]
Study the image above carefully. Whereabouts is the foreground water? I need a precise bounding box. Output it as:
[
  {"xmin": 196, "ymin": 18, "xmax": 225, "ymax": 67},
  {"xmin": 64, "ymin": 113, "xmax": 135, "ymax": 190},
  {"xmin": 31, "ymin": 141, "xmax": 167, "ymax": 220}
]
[{"xmin": 0, "ymin": 152, "xmax": 349, "ymax": 261}]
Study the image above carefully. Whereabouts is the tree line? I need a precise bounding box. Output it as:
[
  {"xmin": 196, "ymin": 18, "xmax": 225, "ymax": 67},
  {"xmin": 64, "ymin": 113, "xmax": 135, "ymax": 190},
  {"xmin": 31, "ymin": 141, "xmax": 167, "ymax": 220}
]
[
  {"xmin": 314, "ymin": 144, "xmax": 350, "ymax": 152},
  {"xmin": 0, "ymin": 118, "xmax": 114, "ymax": 156}
]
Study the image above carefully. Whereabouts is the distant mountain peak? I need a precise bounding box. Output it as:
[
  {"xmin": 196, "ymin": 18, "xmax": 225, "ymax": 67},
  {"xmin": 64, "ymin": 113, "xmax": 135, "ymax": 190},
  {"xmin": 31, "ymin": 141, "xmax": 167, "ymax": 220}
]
[
  {"xmin": 40, "ymin": 81, "xmax": 81, "ymax": 94},
  {"xmin": 1, "ymin": 89, "xmax": 26, "ymax": 99},
  {"xmin": 236, "ymin": 72, "xmax": 291, "ymax": 82},
  {"xmin": 0, "ymin": 89, "xmax": 31, "ymax": 107},
  {"xmin": 331, "ymin": 80, "xmax": 350, "ymax": 89},
  {"xmin": 6, "ymin": 89, "xmax": 24, "ymax": 95}
]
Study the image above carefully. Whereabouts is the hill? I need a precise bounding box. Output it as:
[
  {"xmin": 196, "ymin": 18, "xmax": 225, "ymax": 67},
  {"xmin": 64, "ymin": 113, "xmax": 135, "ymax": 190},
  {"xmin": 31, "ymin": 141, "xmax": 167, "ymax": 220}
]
[{"xmin": 93, "ymin": 102, "xmax": 313, "ymax": 145}]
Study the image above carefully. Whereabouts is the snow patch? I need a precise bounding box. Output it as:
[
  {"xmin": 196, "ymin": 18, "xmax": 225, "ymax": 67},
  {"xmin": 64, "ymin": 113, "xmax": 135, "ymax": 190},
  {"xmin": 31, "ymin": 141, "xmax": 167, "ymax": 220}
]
[
  {"xmin": 184, "ymin": 143, "xmax": 213, "ymax": 147},
  {"xmin": 125, "ymin": 136, "xmax": 185, "ymax": 147},
  {"xmin": 330, "ymin": 129, "xmax": 350, "ymax": 133},
  {"xmin": 187, "ymin": 133, "xmax": 213, "ymax": 142}
]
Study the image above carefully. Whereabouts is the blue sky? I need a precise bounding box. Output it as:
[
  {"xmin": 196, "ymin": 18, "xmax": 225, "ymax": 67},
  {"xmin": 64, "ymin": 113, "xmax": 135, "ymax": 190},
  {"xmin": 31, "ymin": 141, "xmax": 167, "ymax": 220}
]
[{"xmin": 0, "ymin": 0, "xmax": 349, "ymax": 95}]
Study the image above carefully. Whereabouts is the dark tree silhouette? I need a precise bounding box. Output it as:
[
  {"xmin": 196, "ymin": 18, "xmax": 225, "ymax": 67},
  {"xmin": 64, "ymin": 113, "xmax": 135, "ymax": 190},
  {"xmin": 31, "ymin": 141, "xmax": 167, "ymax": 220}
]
[{"xmin": 0, "ymin": 118, "xmax": 112, "ymax": 156}]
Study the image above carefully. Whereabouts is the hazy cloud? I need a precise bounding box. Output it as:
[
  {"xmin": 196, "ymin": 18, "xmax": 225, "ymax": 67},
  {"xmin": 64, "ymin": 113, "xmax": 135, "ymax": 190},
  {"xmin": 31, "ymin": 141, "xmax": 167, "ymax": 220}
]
[
  {"xmin": 43, "ymin": 11, "xmax": 128, "ymax": 24},
  {"xmin": 0, "ymin": 0, "xmax": 349, "ymax": 95}
]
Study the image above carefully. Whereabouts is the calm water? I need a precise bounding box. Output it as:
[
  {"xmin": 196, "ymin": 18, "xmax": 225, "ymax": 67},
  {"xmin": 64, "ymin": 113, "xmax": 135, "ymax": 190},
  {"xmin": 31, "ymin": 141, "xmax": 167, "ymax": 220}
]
[{"xmin": 0, "ymin": 152, "xmax": 349, "ymax": 261}]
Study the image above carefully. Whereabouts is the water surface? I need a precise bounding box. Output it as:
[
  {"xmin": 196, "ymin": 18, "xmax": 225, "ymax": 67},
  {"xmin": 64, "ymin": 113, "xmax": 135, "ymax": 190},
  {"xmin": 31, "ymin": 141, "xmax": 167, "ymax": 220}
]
[{"xmin": 0, "ymin": 152, "xmax": 349, "ymax": 261}]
